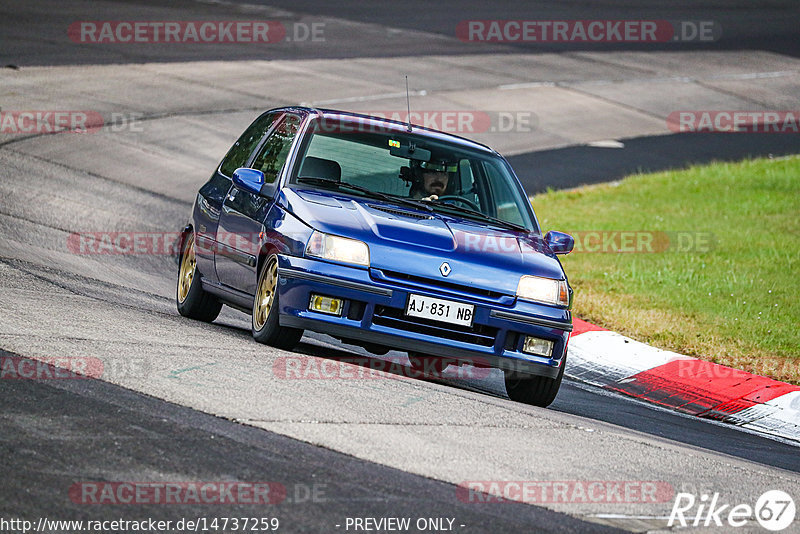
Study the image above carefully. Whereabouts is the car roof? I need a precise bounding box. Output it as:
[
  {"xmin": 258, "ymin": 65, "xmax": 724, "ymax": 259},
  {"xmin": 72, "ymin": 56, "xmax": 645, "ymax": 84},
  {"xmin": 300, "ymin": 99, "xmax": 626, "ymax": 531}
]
[{"xmin": 271, "ymin": 106, "xmax": 499, "ymax": 156}]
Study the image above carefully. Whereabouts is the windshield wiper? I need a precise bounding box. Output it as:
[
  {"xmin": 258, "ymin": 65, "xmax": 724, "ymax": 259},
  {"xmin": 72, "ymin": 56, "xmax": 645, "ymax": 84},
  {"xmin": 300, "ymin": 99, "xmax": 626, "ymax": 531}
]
[
  {"xmin": 295, "ymin": 177, "xmax": 433, "ymax": 213},
  {"xmin": 428, "ymin": 200, "xmax": 529, "ymax": 233}
]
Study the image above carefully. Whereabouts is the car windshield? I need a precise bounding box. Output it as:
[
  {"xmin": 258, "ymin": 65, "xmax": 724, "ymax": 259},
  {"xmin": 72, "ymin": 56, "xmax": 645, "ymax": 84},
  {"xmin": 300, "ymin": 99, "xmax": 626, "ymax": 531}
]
[{"xmin": 289, "ymin": 116, "xmax": 538, "ymax": 232}]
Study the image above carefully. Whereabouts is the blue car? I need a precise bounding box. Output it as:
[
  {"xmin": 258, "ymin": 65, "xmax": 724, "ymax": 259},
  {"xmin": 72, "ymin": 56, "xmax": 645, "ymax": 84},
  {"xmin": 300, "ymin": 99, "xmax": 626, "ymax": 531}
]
[{"xmin": 177, "ymin": 107, "xmax": 574, "ymax": 406}]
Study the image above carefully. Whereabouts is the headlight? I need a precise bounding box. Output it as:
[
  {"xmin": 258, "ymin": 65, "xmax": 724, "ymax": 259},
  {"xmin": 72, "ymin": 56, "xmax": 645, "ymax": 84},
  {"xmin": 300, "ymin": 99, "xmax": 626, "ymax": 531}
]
[
  {"xmin": 516, "ymin": 275, "xmax": 569, "ymax": 307},
  {"xmin": 306, "ymin": 231, "xmax": 370, "ymax": 267}
]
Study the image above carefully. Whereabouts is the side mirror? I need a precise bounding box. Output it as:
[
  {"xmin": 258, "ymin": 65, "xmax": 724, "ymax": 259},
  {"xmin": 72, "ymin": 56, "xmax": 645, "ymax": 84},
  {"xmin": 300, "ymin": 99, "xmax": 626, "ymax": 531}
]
[
  {"xmin": 232, "ymin": 167, "xmax": 266, "ymax": 196},
  {"xmin": 544, "ymin": 230, "xmax": 574, "ymax": 255}
]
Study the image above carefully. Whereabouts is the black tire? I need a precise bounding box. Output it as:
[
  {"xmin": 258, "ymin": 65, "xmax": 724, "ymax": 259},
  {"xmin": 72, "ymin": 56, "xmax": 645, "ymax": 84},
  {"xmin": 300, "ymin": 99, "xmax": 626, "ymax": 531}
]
[
  {"xmin": 504, "ymin": 355, "xmax": 566, "ymax": 407},
  {"xmin": 252, "ymin": 255, "xmax": 303, "ymax": 350},
  {"xmin": 176, "ymin": 232, "xmax": 222, "ymax": 322}
]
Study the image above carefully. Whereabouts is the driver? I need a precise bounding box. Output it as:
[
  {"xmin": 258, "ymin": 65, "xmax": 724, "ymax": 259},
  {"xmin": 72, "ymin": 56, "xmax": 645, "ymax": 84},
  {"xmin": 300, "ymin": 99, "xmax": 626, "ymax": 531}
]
[{"xmin": 409, "ymin": 160, "xmax": 458, "ymax": 201}]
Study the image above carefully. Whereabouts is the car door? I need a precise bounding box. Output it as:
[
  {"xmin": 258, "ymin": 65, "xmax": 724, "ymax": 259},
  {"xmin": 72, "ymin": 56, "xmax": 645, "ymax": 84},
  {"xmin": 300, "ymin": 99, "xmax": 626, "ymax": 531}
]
[
  {"xmin": 195, "ymin": 111, "xmax": 281, "ymax": 282},
  {"xmin": 215, "ymin": 113, "xmax": 302, "ymax": 294}
]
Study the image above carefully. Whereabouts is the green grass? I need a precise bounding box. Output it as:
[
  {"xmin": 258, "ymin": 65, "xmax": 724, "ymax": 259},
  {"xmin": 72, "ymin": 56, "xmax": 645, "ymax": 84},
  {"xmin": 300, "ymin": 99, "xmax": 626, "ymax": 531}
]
[{"xmin": 532, "ymin": 156, "xmax": 800, "ymax": 383}]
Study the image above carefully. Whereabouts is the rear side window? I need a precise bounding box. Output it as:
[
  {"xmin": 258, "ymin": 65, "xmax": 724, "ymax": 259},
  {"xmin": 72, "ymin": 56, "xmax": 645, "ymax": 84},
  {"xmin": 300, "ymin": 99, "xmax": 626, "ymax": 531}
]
[{"xmin": 218, "ymin": 112, "xmax": 279, "ymax": 177}]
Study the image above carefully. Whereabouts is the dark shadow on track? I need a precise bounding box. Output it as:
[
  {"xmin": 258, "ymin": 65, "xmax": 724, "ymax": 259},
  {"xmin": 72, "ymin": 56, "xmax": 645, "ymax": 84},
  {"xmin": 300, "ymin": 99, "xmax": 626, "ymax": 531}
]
[{"xmin": 508, "ymin": 132, "xmax": 800, "ymax": 194}]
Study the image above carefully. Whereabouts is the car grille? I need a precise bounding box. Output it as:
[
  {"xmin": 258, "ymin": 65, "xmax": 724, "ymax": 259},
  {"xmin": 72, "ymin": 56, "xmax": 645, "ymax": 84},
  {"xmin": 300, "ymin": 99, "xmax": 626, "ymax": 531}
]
[
  {"xmin": 377, "ymin": 269, "xmax": 509, "ymax": 301},
  {"xmin": 372, "ymin": 305, "xmax": 498, "ymax": 347}
]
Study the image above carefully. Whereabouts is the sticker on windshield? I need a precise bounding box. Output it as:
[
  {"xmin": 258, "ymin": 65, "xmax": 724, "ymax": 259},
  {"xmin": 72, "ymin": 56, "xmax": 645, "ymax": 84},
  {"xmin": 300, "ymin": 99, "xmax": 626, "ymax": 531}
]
[{"xmin": 388, "ymin": 139, "xmax": 400, "ymax": 148}]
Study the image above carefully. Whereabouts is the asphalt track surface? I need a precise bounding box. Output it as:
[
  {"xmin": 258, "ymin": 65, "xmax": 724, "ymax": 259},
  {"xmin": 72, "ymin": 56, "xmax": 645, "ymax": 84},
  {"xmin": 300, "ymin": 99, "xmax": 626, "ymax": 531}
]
[
  {"xmin": 1, "ymin": 1, "xmax": 799, "ymax": 533},
  {"xmin": 237, "ymin": 0, "xmax": 800, "ymax": 58},
  {"xmin": 0, "ymin": 351, "xmax": 620, "ymax": 534},
  {"xmin": 5, "ymin": 0, "xmax": 799, "ymax": 64}
]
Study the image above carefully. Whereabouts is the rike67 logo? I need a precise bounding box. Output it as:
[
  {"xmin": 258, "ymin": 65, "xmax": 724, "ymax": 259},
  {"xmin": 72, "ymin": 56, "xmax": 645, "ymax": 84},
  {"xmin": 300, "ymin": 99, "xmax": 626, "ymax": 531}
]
[{"xmin": 669, "ymin": 490, "xmax": 796, "ymax": 531}]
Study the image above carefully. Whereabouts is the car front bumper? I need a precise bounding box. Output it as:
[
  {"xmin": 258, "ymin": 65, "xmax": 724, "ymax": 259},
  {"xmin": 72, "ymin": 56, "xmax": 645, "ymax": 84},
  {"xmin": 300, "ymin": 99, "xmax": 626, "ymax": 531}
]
[{"xmin": 276, "ymin": 255, "xmax": 572, "ymax": 379}]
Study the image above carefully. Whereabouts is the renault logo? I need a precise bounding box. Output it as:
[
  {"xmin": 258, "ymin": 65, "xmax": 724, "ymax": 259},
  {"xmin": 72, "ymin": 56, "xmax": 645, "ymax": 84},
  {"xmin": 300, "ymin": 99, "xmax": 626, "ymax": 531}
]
[{"xmin": 439, "ymin": 262, "xmax": 452, "ymax": 277}]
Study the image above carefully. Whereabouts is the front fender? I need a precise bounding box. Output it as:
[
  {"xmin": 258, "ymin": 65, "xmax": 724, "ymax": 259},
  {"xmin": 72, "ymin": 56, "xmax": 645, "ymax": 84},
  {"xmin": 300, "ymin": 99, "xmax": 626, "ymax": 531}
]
[
  {"xmin": 174, "ymin": 223, "xmax": 193, "ymax": 265},
  {"xmin": 256, "ymin": 202, "xmax": 314, "ymax": 275}
]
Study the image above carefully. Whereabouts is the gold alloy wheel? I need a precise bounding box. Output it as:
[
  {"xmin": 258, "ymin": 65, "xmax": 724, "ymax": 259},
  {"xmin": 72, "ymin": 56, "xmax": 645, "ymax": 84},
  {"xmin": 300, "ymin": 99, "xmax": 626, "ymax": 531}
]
[
  {"xmin": 254, "ymin": 259, "xmax": 278, "ymax": 330},
  {"xmin": 177, "ymin": 235, "xmax": 196, "ymax": 303}
]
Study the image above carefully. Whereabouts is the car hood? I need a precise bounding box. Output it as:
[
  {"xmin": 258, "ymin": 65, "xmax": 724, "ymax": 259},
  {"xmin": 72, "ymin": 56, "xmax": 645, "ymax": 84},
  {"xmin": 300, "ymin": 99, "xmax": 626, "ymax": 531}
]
[{"xmin": 280, "ymin": 188, "xmax": 565, "ymax": 295}]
